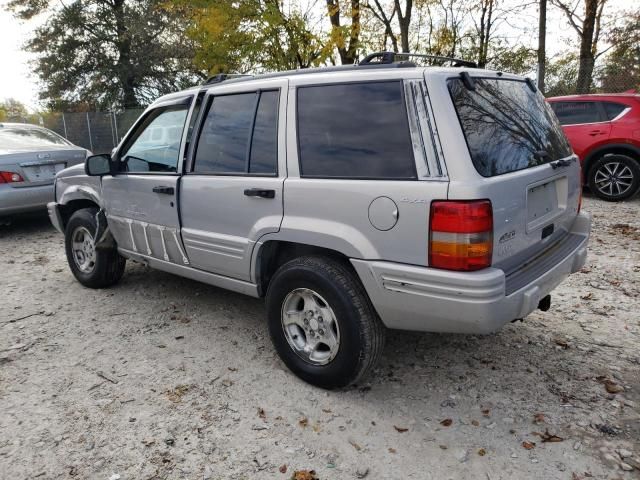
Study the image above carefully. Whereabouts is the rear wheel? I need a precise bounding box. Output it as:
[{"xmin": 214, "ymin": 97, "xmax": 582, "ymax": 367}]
[
  {"xmin": 65, "ymin": 208, "xmax": 125, "ymax": 288},
  {"xmin": 266, "ymin": 256, "xmax": 385, "ymax": 389},
  {"xmin": 588, "ymin": 154, "xmax": 640, "ymax": 201}
]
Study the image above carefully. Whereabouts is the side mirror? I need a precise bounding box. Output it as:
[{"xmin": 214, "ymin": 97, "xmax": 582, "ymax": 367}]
[{"xmin": 85, "ymin": 154, "xmax": 112, "ymax": 176}]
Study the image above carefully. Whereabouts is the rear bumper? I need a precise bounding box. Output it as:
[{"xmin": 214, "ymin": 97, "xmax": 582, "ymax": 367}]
[
  {"xmin": 351, "ymin": 212, "xmax": 591, "ymax": 334},
  {"xmin": 0, "ymin": 184, "xmax": 54, "ymax": 216},
  {"xmin": 47, "ymin": 202, "xmax": 65, "ymax": 234}
]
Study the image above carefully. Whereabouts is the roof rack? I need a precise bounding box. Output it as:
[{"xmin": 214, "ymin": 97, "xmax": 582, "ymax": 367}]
[
  {"xmin": 359, "ymin": 51, "xmax": 477, "ymax": 69},
  {"xmin": 204, "ymin": 73, "xmax": 253, "ymax": 85}
]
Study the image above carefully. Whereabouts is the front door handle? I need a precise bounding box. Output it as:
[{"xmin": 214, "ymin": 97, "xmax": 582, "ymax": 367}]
[
  {"xmin": 152, "ymin": 186, "xmax": 175, "ymax": 195},
  {"xmin": 244, "ymin": 188, "xmax": 275, "ymax": 199}
]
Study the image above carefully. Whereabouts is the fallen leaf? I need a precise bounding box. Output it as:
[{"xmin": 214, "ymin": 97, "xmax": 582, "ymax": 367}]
[
  {"xmin": 522, "ymin": 441, "xmax": 536, "ymax": 450},
  {"xmin": 291, "ymin": 470, "xmax": 318, "ymax": 480},
  {"xmin": 348, "ymin": 439, "xmax": 362, "ymax": 451},
  {"xmin": 388, "ymin": 447, "xmax": 397, "ymax": 454},
  {"xmin": 440, "ymin": 418, "xmax": 453, "ymax": 427},
  {"xmin": 477, "ymin": 448, "xmax": 487, "ymax": 456},
  {"xmin": 580, "ymin": 292, "xmax": 593, "ymax": 300},
  {"xmin": 393, "ymin": 425, "xmax": 408, "ymax": 433},
  {"xmin": 321, "ymin": 408, "xmax": 332, "ymax": 414},
  {"xmin": 228, "ymin": 366, "xmax": 237, "ymax": 372},
  {"xmin": 481, "ymin": 409, "xmax": 491, "ymax": 417},
  {"xmin": 165, "ymin": 385, "xmax": 190, "ymax": 403},
  {"xmin": 298, "ymin": 417, "xmax": 308, "ymax": 428},
  {"xmin": 471, "ymin": 420, "xmax": 480, "ymax": 427},
  {"xmin": 533, "ymin": 413, "xmax": 546, "ymax": 424},
  {"xmin": 439, "ymin": 445, "xmax": 448, "ymax": 450},
  {"xmin": 541, "ymin": 429, "xmax": 564, "ymax": 443},
  {"xmin": 257, "ymin": 407, "xmax": 266, "ymax": 419},
  {"xmin": 553, "ymin": 338, "xmax": 569, "ymax": 349},
  {"xmin": 279, "ymin": 464, "xmax": 287, "ymax": 474},
  {"xmin": 604, "ymin": 380, "xmax": 624, "ymax": 394}
]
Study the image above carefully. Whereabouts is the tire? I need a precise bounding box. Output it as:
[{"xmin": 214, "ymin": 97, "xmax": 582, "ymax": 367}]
[
  {"xmin": 266, "ymin": 255, "xmax": 385, "ymax": 389},
  {"xmin": 64, "ymin": 208, "xmax": 125, "ymax": 288},
  {"xmin": 587, "ymin": 154, "xmax": 640, "ymax": 201}
]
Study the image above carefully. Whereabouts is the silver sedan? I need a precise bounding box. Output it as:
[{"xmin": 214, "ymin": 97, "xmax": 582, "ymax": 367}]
[{"xmin": 0, "ymin": 123, "xmax": 88, "ymax": 217}]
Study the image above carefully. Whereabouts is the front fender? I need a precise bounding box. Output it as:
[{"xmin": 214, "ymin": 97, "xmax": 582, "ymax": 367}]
[{"xmin": 57, "ymin": 180, "xmax": 102, "ymax": 207}]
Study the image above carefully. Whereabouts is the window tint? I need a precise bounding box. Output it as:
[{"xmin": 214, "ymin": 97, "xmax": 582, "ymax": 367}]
[
  {"xmin": 297, "ymin": 82, "xmax": 416, "ymax": 179},
  {"xmin": 249, "ymin": 90, "xmax": 279, "ymax": 174},
  {"xmin": 449, "ymin": 78, "xmax": 572, "ymax": 177},
  {"xmin": 193, "ymin": 91, "xmax": 279, "ymax": 175},
  {"xmin": 603, "ymin": 102, "xmax": 627, "ymax": 120},
  {"xmin": 550, "ymin": 101, "xmax": 602, "ymax": 125},
  {"xmin": 121, "ymin": 106, "xmax": 188, "ymax": 173},
  {"xmin": 194, "ymin": 93, "xmax": 255, "ymax": 174}
]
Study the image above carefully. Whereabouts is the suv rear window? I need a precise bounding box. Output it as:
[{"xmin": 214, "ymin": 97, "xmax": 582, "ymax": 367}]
[
  {"xmin": 449, "ymin": 78, "xmax": 572, "ymax": 177},
  {"xmin": 297, "ymin": 81, "xmax": 416, "ymax": 179}
]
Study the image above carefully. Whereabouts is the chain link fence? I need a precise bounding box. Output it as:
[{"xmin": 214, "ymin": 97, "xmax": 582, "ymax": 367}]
[{"xmin": 7, "ymin": 109, "xmax": 145, "ymax": 154}]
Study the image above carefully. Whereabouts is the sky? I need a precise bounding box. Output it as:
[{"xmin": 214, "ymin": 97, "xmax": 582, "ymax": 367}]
[{"xmin": 0, "ymin": 0, "xmax": 636, "ymax": 112}]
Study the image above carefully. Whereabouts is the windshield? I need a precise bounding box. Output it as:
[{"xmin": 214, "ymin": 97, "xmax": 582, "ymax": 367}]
[
  {"xmin": 0, "ymin": 126, "xmax": 72, "ymax": 149},
  {"xmin": 448, "ymin": 77, "xmax": 572, "ymax": 177}
]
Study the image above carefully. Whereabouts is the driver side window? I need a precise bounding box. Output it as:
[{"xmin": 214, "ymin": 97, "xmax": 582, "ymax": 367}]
[{"xmin": 120, "ymin": 106, "xmax": 189, "ymax": 173}]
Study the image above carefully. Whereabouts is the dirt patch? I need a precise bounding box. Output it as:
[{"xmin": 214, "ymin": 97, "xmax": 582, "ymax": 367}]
[{"xmin": 1, "ymin": 198, "xmax": 639, "ymax": 479}]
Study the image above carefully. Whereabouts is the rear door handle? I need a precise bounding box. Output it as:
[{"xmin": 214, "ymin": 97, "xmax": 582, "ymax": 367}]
[
  {"xmin": 244, "ymin": 188, "xmax": 275, "ymax": 199},
  {"xmin": 152, "ymin": 186, "xmax": 175, "ymax": 195},
  {"xmin": 588, "ymin": 130, "xmax": 605, "ymax": 136}
]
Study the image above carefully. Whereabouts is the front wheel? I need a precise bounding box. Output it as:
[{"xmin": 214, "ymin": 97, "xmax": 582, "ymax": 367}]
[
  {"xmin": 64, "ymin": 208, "xmax": 126, "ymax": 288},
  {"xmin": 266, "ymin": 256, "xmax": 385, "ymax": 389},
  {"xmin": 588, "ymin": 154, "xmax": 640, "ymax": 201}
]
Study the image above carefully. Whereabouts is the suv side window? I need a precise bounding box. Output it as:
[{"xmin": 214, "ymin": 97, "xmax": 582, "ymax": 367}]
[
  {"xmin": 193, "ymin": 90, "xmax": 279, "ymax": 175},
  {"xmin": 297, "ymin": 81, "xmax": 416, "ymax": 179},
  {"xmin": 603, "ymin": 102, "xmax": 627, "ymax": 120},
  {"xmin": 550, "ymin": 101, "xmax": 602, "ymax": 126},
  {"xmin": 120, "ymin": 106, "xmax": 189, "ymax": 173}
]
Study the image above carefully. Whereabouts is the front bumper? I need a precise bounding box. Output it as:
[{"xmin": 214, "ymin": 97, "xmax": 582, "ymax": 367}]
[
  {"xmin": 351, "ymin": 212, "xmax": 591, "ymax": 334},
  {"xmin": 47, "ymin": 202, "xmax": 65, "ymax": 233},
  {"xmin": 0, "ymin": 184, "xmax": 54, "ymax": 216}
]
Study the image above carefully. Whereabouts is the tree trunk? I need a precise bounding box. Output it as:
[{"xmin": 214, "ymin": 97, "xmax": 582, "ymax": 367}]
[
  {"xmin": 326, "ymin": 0, "xmax": 360, "ymax": 64},
  {"xmin": 537, "ymin": 0, "xmax": 547, "ymax": 93},
  {"xmin": 576, "ymin": 0, "xmax": 598, "ymax": 93},
  {"xmin": 394, "ymin": 0, "xmax": 413, "ymax": 53},
  {"xmin": 112, "ymin": 0, "xmax": 138, "ymax": 108}
]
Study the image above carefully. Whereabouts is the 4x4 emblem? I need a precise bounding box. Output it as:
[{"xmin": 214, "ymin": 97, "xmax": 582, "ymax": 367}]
[{"xmin": 499, "ymin": 230, "xmax": 516, "ymax": 243}]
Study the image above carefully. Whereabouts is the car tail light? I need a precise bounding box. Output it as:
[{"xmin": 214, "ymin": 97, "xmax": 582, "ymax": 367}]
[
  {"xmin": 0, "ymin": 171, "xmax": 24, "ymax": 183},
  {"xmin": 429, "ymin": 200, "xmax": 493, "ymax": 271}
]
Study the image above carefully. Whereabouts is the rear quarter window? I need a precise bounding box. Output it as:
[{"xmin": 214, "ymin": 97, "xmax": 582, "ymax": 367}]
[
  {"xmin": 449, "ymin": 78, "xmax": 572, "ymax": 177},
  {"xmin": 297, "ymin": 81, "xmax": 416, "ymax": 179},
  {"xmin": 603, "ymin": 102, "xmax": 628, "ymax": 120}
]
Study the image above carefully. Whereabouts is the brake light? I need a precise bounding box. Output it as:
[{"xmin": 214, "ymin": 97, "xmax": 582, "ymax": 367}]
[
  {"xmin": 429, "ymin": 200, "xmax": 493, "ymax": 271},
  {"xmin": 0, "ymin": 171, "xmax": 24, "ymax": 183}
]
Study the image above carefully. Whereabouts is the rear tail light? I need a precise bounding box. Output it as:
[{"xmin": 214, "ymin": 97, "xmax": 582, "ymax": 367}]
[
  {"xmin": 0, "ymin": 171, "xmax": 24, "ymax": 184},
  {"xmin": 429, "ymin": 200, "xmax": 493, "ymax": 271}
]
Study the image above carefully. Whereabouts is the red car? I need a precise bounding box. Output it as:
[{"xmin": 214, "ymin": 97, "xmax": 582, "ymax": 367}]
[{"xmin": 547, "ymin": 93, "xmax": 640, "ymax": 201}]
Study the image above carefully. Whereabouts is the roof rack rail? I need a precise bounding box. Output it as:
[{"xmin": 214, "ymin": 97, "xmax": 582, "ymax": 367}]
[
  {"xmin": 359, "ymin": 52, "xmax": 477, "ymax": 69},
  {"xmin": 204, "ymin": 73, "xmax": 253, "ymax": 85}
]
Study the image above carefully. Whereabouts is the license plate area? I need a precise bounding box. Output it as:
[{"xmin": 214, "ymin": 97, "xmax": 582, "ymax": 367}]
[
  {"xmin": 22, "ymin": 163, "xmax": 66, "ymax": 182},
  {"xmin": 526, "ymin": 176, "xmax": 567, "ymax": 233}
]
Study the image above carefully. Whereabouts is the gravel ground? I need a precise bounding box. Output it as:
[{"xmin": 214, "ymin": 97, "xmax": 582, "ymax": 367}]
[{"xmin": 1, "ymin": 193, "xmax": 639, "ymax": 480}]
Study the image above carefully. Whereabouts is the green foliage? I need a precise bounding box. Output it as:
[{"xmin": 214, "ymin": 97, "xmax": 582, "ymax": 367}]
[
  {"xmin": 173, "ymin": 0, "xmax": 331, "ymax": 75},
  {"xmin": 544, "ymin": 53, "xmax": 579, "ymax": 96},
  {"xmin": 598, "ymin": 11, "xmax": 640, "ymax": 93},
  {"xmin": 8, "ymin": 0, "xmax": 200, "ymax": 109},
  {"xmin": 0, "ymin": 98, "xmax": 29, "ymax": 120}
]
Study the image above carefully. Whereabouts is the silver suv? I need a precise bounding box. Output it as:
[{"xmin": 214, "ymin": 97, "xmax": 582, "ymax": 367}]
[{"xmin": 48, "ymin": 53, "xmax": 591, "ymax": 388}]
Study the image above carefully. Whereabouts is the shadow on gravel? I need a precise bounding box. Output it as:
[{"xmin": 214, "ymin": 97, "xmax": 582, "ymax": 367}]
[{"xmin": 0, "ymin": 212, "xmax": 54, "ymax": 238}]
